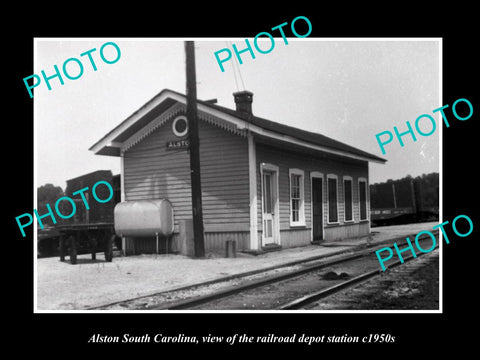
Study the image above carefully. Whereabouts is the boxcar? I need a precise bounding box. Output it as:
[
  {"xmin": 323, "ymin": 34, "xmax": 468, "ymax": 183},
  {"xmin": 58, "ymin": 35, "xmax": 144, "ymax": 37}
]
[{"xmin": 370, "ymin": 174, "xmax": 439, "ymax": 227}]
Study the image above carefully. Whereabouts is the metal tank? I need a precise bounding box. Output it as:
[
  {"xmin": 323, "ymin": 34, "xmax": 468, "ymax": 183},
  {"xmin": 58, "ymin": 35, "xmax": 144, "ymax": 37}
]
[{"xmin": 114, "ymin": 200, "xmax": 174, "ymax": 237}]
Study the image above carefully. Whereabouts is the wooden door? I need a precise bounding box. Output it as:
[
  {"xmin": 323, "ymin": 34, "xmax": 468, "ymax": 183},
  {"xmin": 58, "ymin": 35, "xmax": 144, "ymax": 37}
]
[
  {"xmin": 262, "ymin": 171, "xmax": 275, "ymax": 245},
  {"xmin": 312, "ymin": 177, "xmax": 323, "ymax": 240}
]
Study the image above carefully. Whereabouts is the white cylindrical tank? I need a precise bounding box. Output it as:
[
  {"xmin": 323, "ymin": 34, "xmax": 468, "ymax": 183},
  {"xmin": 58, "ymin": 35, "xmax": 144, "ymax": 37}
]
[{"xmin": 114, "ymin": 200, "xmax": 174, "ymax": 237}]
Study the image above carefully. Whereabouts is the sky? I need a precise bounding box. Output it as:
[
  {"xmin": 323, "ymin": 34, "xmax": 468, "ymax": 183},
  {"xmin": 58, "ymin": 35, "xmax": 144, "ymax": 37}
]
[{"xmin": 34, "ymin": 38, "xmax": 440, "ymax": 190}]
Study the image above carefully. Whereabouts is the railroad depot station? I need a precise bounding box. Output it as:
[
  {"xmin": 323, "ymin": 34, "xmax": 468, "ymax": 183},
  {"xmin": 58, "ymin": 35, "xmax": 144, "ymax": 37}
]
[{"xmin": 90, "ymin": 89, "xmax": 386, "ymax": 256}]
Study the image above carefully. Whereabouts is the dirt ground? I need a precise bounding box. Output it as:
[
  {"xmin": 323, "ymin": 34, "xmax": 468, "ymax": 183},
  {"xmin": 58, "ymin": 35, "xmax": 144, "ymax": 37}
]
[{"xmin": 36, "ymin": 222, "xmax": 439, "ymax": 310}]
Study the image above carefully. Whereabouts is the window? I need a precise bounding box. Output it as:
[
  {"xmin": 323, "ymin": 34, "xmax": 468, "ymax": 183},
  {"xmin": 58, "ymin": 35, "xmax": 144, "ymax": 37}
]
[
  {"xmin": 343, "ymin": 177, "xmax": 353, "ymax": 222},
  {"xmin": 291, "ymin": 175, "xmax": 301, "ymax": 221},
  {"xmin": 359, "ymin": 178, "xmax": 368, "ymax": 220},
  {"xmin": 327, "ymin": 175, "xmax": 338, "ymax": 223},
  {"xmin": 289, "ymin": 169, "xmax": 305, "ymax": 226}
]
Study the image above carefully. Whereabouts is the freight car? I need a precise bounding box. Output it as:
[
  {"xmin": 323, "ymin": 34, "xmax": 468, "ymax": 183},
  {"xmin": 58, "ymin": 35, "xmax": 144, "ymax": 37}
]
[
  {"xmin": 370, "ymin": 173, "xmax": 439, "ymax": 227},
  {"xmin": 37, "ymin": 170, "xmax": 121, "ymax": 262}
]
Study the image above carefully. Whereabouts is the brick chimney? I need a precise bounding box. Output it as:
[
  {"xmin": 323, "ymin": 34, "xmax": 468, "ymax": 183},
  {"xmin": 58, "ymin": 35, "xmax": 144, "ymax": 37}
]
[{"xmin": 233, "ymin": 90, "xmax": 253, "ymax": 116}]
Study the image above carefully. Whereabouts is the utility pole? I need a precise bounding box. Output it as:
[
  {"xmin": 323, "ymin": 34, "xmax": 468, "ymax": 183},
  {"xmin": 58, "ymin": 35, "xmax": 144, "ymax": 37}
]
[{"xmin": 185, "ymin": 41, "xmax": 205, "ymax": 258}]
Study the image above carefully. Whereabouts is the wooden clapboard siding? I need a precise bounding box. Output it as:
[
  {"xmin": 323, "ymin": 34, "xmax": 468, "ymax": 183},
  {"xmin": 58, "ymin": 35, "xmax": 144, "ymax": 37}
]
[
  {"xmin": 124, "ymin": 232, "xmax": 250, "ymax": 255},
  {"xmin": 324, "ymin": 221, "xmax": 370, "ymax": 241},
  {"xmin": 170, "ymin": 231, "xmax": 249, "ymax": 253},
  {"xmin": 279, "ymin": 229, "xmax": 311, "ymax": 248},
  {"xmin": 123, "ymin": 112, "xmax": 250, "ymax": 236},
  {"xmin": 204, "ymin": 231, "xmax": 250, "ymax": 251},
  {"xmin": 255, "ymin": 143, "xmax": 369, "ymax": 246},
  {"xmin": 198, "ymin": 115, "xmax": 250, "ymax": 232}
]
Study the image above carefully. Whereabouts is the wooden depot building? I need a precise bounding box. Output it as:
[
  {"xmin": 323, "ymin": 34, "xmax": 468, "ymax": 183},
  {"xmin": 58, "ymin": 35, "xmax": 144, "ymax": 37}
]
[{"xmin": 90, "ymin": 89, "xmax": 386, "ymax": 255}]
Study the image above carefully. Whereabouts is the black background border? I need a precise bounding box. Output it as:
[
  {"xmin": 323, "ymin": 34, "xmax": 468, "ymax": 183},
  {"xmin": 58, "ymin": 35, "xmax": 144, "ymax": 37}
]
[{"xmin": 9, "ymin": 6, "xmax": 479, "ymax": 355}]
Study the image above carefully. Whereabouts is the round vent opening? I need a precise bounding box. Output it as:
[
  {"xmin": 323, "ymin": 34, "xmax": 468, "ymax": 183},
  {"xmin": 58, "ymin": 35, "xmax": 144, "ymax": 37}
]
[{"xmin": 172, "ymin": 116, "xmax": 188, "ymax": 137}]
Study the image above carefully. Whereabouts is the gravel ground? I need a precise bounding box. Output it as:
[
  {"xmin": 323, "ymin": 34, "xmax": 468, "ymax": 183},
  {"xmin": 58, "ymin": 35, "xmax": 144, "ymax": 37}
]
[
  {"xmin": 37, "ymin": 248, "xmax": 352, "ymax": 310},
  {"xmin": 309, "ymin": 249, "xmax": 440, "ymax": 310},
  {"xmin": 36, "ymin": 222, "xmax": 439, "ymax": 310}
]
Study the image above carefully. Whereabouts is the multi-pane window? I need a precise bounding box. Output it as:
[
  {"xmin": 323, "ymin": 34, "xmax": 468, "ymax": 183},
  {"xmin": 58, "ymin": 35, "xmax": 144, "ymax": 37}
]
[
  {"xmin": 289, "ymin": 169, "xmax": 305, "ymax": 226},
  {"xmin": 344, "ymin": 177, "xmax": 353, "ymax": 221},
  {"xmin": 291, "ymin": 174, "xmax": 301, "ymax": 222},
  {"xmin": 327, "ymin": 175, "xmax": 338, "ymax": 223}
]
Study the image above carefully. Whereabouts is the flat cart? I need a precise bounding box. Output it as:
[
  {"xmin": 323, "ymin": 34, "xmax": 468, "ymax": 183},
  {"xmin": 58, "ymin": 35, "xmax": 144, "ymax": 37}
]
[
  {"xmin": 53, "ymin": 170, "xmax": 121, "ymax": 264},
  {"xmin": 57, "ymin": 222, "xmax": 116, "ymax": 265}
]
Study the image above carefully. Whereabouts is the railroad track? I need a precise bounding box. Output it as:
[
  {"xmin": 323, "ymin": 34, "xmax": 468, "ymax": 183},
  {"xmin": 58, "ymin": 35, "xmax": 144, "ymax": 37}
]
[
  {"xmin": 152, "ymin": 251, "xmax": 367, "ymax": 310},
  {"xmin": 277, "ymin": 249, "xmax": 438, "ymax": 310},
  {"xmin": 137, "ymin": 231, "xmax": 439, "ymax": 311}
]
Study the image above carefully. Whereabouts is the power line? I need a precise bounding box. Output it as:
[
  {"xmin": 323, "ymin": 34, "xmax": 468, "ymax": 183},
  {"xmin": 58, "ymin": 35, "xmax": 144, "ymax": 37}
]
[
  {"xmin": 227, "ymin": 41, "xmax": 246, "ymax": 91},
  {"xmin": 227, "ymin": 41, "xmax": 240, "ymax": 92}
]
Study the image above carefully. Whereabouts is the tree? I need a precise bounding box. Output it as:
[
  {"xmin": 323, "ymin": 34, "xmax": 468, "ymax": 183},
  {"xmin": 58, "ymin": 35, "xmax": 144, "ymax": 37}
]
[
  {"xmin": 37, "ymin": 184, "xmax": 64, "ymax": 204},
  {"xmin": 37, "ymin": 184, "xmax": 64, "ymax": 227}
]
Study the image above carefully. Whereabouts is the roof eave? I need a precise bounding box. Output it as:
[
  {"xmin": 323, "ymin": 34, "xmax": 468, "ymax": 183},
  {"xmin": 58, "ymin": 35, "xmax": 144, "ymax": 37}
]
[
  {"xmin": 89, "ymin": 89, "xmax": 186, "ymax": 155},
  {"xmin": 90, "ymin": 89, "xmax": 388, "ymax": 164}
]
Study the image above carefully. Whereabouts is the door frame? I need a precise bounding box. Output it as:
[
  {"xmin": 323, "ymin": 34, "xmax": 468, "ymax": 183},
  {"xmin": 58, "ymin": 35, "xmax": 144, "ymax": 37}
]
[
  {"xmin": 310, "ymin": 171, "xmax": 325, "ymax": 241},
  {"xmin": 260, "ymin": 163, "xmax": 280, "ymax": 247}
]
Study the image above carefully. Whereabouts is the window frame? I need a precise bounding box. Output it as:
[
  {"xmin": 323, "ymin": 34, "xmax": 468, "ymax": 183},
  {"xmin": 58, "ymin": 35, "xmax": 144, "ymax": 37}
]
[
  {"xmin": 358, "ymin": 177, "xmax": 369, "ymax": 221},
  {"xmin": 327, "ymin": 174, "xmax": 339, "ymax": 224},
  {"xmin": 289, "ymin": 168, "xmax": 306, "ymax": 227}
]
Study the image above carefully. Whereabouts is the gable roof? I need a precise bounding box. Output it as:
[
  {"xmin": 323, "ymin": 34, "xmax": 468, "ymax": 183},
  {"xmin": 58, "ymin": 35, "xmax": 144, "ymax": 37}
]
[{"xmin": 90, "ymin": 88, "xmax": 386, "ymax": 164}]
